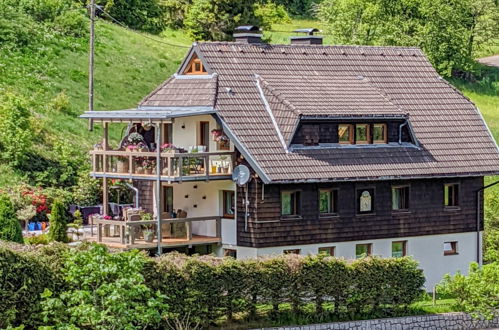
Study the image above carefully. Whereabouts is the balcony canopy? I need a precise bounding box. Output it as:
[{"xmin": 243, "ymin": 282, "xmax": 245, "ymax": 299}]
[{"xmin": 80, "ymin": 106, "xmax": 215, "ymax": 122}]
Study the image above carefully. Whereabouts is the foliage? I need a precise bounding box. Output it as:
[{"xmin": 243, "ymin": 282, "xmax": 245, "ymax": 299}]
[
  {"xmin": 0, "ymin": 246, "xmax": 60, "ymax": 328},
  {"xmin": 72, "ymin": 172, "xmax": 101, "ymax": 206},
  {"xmin": 0, "ymin": 93, "xmax": 34, "ymax": 169},
  {"xmin": 0, "ymin": 195, "xmax": 23, "ymax": 244},
  {"xmin": 483, "ymin": 190, "xmax": 499, "ymax": 263},
  {"xmin": 47, "ymin": 199, "xmax": 68, "ymax": 243},
  {"xmin": 272, "ymin": 0, "xmax": 320, "ymax": 18},
  {"xmin": 254, "ymin": 1, "xmax": 291, "ymax": 27},
  {"xmin": 184, "ymin": 0, "xmax": 264, "ymax": 41},
  {"xmin": 40, "ymin": 244, "xmax": 168, "ymax": 329},
  {"xmin": 25, "ymin": 233, "xmax": 50, "ymax": 245},
  {"xmin": 438, "ymin": 262, "xmax": 499, "ymax": 320},
  {"xmin": 317, "ymin": 0, "xmax": 499, "ymax": 76},
  {"xmin": 161, "ymin": 0, "xmax": 192, "ymax": 29},
  {"xmin": 100, "ymin": 0, "xmax": 167, "ymax": 34}
]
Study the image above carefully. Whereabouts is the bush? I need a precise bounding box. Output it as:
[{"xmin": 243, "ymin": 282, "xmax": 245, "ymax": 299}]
[
  {"xmin": 72, "ymin": 171, "xmax": 101, "ymax": 206},
  {"xmin": 438, "ymin": 262, "xmax": 499, "ymax": 320},
  {"xmin": 41, "ymin": 244, "xmax": 168, "ymax": 329},
  {"xmin": 254, "ymin": 1, "xmax": 291, "ymax": 28},
  {"xmin": 0, "ymin": 195, "xmax": 23, "ymax": 244},
  {"xmin": 25, "ymin": 233, "xmax": 50, "ymax": 245},
  {"xmin": 47, "ymin": 199, "xmax": 68, "ymax": 243},
  {"xmin": 0, "ymin": 246, "xmax": 59, "ymax": 328}
]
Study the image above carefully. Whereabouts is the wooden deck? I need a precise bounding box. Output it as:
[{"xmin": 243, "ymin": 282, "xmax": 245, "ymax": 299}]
[{"xmin": 85, "ymin": 234, "xmax": 220, "ymax": 250}]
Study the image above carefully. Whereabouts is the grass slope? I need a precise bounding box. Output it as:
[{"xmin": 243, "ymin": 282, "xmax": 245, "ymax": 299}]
[{"xmin": 0, "ymin": 18, "xmax": 497, "ymax": 187}]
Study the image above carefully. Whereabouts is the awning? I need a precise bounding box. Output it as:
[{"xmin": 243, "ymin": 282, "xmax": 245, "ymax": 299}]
[{"xmin": 80, "ymin": 106, "xmax": 216, "ymax": 121}]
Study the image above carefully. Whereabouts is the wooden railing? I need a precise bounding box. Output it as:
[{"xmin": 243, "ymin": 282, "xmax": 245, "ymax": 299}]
[
  {"xmin": 90, "ymin": 150, "xmax": 234, "ymax": 180},
  {"xmin": 91, "ymin": 215, "xmax": 222, "ymax": 247}
]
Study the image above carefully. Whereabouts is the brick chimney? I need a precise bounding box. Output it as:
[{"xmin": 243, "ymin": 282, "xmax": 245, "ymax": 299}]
[
  {"xmin": 233, "ymin": 25, "xmax": 263, "ymax": 44},
  {"xmin": 290, "ymin": 28, "xmax": 323, "ymax": 45}
]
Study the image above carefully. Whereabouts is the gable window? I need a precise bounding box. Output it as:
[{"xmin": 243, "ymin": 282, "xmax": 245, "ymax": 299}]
[
  {"xmin": 222, "ymin": 190, "xmax": 235, "ymax": 219},
  {"xmin": 338, "ymin": 124, "xmax": 353, "ymax": 144},
  {"xmin": 392, "ymin": 241, "xmax": 407, "ymax": 257},
  {"xmin": 356, "ymin": 243, "xmax": 372, "ymax": 258},
  {"xmin": 444, "ymin": 241, "xmax": 458, "ymax": 255},
  {"xmin": 444, "ymin": 184, "xmax": 459, "ymax": 207},
  {"xmin": 184, "ymin": 54, "xmax": 207, "ymax": 75},
  {"xmin": 281, "ymin": 190, "xmax": 301, "ymax": 217},
  {"xmin": 392, "ymin": 186, "xmax": 410, "ymax": 211},
  {"xmin": 372, "ymin": 123, "xmax": 387, "ymax": 143},
  {"xmin": 318, "ymin": 246, "xmax": 335, "ymax": 256},
  {"xmin": 319, "ymin": 189, "xmax": 338, "ymax": 215},
  {"xmin": 355, "ymin": 124, "xmax": 370, "ymax": 144},
  {"xmin": 357, "ymin": 188, "xmax": 375, "ymax": 214}
]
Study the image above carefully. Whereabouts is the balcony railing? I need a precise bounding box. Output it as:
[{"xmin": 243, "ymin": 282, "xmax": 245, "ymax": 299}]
[
  {"xmin": 90, "ymin": 150, "xmax": 234, "ymax": 181},
  {"xmin": 88, "ymin": 215, "xmax": 222, "ymax": 249}
]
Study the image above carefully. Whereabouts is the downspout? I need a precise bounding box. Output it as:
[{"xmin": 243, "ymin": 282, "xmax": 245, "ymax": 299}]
[
  {"xmin": 398, "ymin": 120, "xmax": 408, "ymax": 145},
  {"xmin": 124, "ymin": 182, "xmax": 139, "ymax": 208},
  {"xmin": 476, "ymin": 180, "xmax": 499, "ymax": 265}
]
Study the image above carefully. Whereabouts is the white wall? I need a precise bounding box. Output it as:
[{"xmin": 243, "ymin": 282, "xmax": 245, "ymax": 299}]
[
  {"xmin": 162, "ymin": 181, "xmax": 236, "ymax": 243},
  {"xmin": 230, "ymin": 232, "xmax": 480, "ymax": 289}
]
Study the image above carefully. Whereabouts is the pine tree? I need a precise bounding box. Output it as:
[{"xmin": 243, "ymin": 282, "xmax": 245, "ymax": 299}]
[
  {"xmin": 48, "ymin": 200, "xmax": 68, "ymax": 243},
  {"xmin": 0, "ymin": 194, "xmax": 23, "ymax": 243}
]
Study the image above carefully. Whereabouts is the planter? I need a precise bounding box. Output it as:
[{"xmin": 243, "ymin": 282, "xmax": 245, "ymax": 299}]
[
  {"xmin": 144, "ymin": 168, "xmax": 153, "ymax": 175},
  {"xmin": 41, "ymin": 222, "xmax": 47, "ymax": 230},
  {"xmin": 28, "ymin": 222, "xmax": 36, "ymax": 231},
  {"xmin": 35, "ymin": 222, "xmax": 42, "ymax": 230},
  {"xmin": 222, "ymin": 167, "xmax": 230, "ymax": 174},
  {"xmin": 144, "ymin": 231, "xmax": 154, "ymax": 242},
  {"xmin": 162, "ymin": 168, "xmax": 169, "ymax": 175},
  {"xmin": 117, "ymin": 160, "xmax": 129, "ymax": 173},
  {"xmin": 135, "ymin": 167, "xmax": 145, "ymax": 174}
]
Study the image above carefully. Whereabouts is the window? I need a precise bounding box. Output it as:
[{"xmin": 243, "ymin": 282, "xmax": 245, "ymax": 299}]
[
  {"xmin": 224, "ymin": 249, "xmax": 237, "ymax": 258},
  {"xmin": 444, "ymin": 241, "xmax": 458, "ymax": 255},
  {"xmin": 222, "ymin": 190, "xmax": 235, "ymax": 218},
  {"xmin": 198, "ymin": 121, "xmax": 210, "ymax": 151},
  {"xmin": 392, "ymin": 186, "xmax": 410, "ymax": 211},
  {"xmin": 392, "ymin": 241, "xmax": 407, "ymax": 257},
  {"xmin": 184, "ymin": 54, "xmax": 207, "ymax": 75},
  {"xmin": 355, "ymin": 244, "xmax": 372, "ymax": 258},
  {"xmin": 372, "ymin": 124, "xmax": 387, "ymax": 143},
  {"xmin": 281, "ymin": 190, "xmax": 301, "ymax": 217},
  {"xmin": 444, "ymin": 184, "xmax": 459, "ymax": 207},
  {"xmin": 284, "ymin": 249, "xmax": 301, "ymax": 255},
  {"xmin": 319, "ymin": 189, "xmax": 338, "ymax": 215},
  {"xmin": 338, "ymin": 124, "xmax": 353, "ymax": 144},
  {"xmin": 357, "ymin": 188, "xmax": 374, "ymax": 214},
  {"xmin": 355, "ymin": 124, "xmax": 370, "ymax": 144},
  {"xmin": 318, "ymin": 246, "xmax": 335, "ymax": 256}
]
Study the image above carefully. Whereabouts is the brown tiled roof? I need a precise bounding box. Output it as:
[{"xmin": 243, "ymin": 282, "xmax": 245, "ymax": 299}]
[
  {"xmin": 140, "ymin": 75, "xmax": 217, "ymax": 108},
  {"xmin": 142, "ymin": 42, "xmax": 499, "ymax": 182}
]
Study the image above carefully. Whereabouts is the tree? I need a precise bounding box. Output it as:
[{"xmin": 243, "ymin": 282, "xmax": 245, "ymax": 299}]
[
  {"xmin": 184, "ymin": 0, "xmax": 264, "ymax": 41},
  {"xmin": 317, "ymin": 0, "xmax": 499, "ymax": 76},
  {"xmin": 47, "ymin": 199, "xmax": 68, "ymax": 243},
  {"xmin": 0, "ymin": 195, "xmax": 23, "ymax": 244}
]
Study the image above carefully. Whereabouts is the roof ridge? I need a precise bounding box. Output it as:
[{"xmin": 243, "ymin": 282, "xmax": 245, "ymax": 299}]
[
  {"xmin": 256, "ymin": 75, "xmax": 302, "ymax": 117},
  {"xmin": 198, "ymin": 42, "xmax": 422, "ymax": 51}
]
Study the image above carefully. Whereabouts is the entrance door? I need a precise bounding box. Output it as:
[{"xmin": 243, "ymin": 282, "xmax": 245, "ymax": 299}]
[
  {"xmin": 163, "ymin": 186, "xmax": 173, "ymax": 215},
  {"xmin": 199, "ymin": 121, "xmax": 210, "ymax": 151}
]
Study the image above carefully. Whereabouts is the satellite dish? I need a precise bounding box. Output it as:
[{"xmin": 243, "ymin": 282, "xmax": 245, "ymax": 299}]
[{"xmin": 232, "ymin": 165, "xmax": 250, "ymax": 186}]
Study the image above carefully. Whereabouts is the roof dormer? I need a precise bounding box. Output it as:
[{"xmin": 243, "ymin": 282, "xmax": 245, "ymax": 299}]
[{"xmin": 183, "ymin": 53, "xmax": 207, "ymax": 75}]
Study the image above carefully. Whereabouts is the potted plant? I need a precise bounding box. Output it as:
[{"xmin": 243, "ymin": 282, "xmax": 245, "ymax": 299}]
[
  {"xmin": 142, "ymin": 158, "xmax": 156, "ymax": 175},
  {"xmin": 126, "ymin": 145, "xmax": 137, "ymax": 152},
  {"xmin": 127, "ymin": 132, "xmax": 143, "ymax": 145},
  {"xmin": 160, "ymin": 143, "xmax": 176, "ymax": 153},
  {"xmin": 211, "ymin": 129, "xmax": 223, "ymax": 141},
  {"xmin": 141, "ymin": 212, "xmax": 154, "ymax": 242},
  {"xmin": 117, "ymin": 156, "xmax": 129, "ymax": 173}
]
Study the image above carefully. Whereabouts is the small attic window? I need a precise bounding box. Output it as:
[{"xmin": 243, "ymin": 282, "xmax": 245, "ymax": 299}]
[{"xmin": 183, "ymin": 54, "xmax": 207, "ymax": 75}]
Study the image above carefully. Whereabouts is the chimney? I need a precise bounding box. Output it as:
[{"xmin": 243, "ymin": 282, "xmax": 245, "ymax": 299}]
[
  {"xmin": 233, "ymin": 25, "xmax": 263, "ymax": 44},
  {"xmin": 290, "ymin": 28, "xmax": 323, "ymax": 45}
]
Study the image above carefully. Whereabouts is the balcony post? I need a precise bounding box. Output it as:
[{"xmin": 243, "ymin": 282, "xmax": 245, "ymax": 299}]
[
  {"xmin": 155, "ymin": 121, "xmax": 163, "ymax": 255},
  {"xmin": 102, "ymin": 176, "xmax": 109, "ymax": 216},
  {"xmin": 216, "ymin": 216, "xmax": 222, "ymax": 239},
  {"xmin": 103, "ymin": 122, "xmax": 108, "ymax": 172}
]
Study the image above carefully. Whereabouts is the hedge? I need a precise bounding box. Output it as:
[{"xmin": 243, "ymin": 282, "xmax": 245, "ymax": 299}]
[{"xmin": 0, "ymin": 242, "xmax": 425, "ymax": 328}]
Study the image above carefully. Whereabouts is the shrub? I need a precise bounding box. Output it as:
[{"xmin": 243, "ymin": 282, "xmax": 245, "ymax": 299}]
[
  {"xmin": 0, "ymin": 195, "xmax": 23, "ymax": 244},
  {"xmin": 0, "ymin": 246, "xmax": 59, "ymax": 328},
  {"xmin": 25, "ymin": 233, "xmax": 50, "ymax": 245},
  {"xmin": 72, "ymin": 171, "xmax": 101, "ymax": 206},
  {"xmin": 47, "ymin": 199, "xmax": 68, "ymax": 243},
  {"xmin": 254, "ymin": 1, "xmax": 291, "ymax": 28},
  {"xmin": 40, "ymin": 244, "xmax": 168, "ymax": 329},
  {"xmin": 438, "ymin": 262, "xmax": 499, "ymax": 320}
]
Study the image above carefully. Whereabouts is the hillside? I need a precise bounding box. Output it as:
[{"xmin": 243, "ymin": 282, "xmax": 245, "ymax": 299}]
[{"xmin": 0, "ymin": 18, "xmax": 497, "ymax": 187}]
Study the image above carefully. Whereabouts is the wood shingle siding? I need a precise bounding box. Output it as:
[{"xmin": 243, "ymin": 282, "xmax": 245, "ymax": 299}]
[{"xmin": 237, "ymin": 177, "xmax": 483, "ymax": 248}]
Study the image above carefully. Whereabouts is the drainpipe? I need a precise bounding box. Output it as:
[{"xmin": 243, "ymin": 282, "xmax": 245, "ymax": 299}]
[
  {"xmin": 398, "ymin": 120, "xmax": 408, "ymax": 145},
  {"xmin": 476, "ymin": 180, "xmax": 499, "ymax": 265},
  {"xmin": 124, "ymin": 182, "xmax": 139, "ymax": 208}
]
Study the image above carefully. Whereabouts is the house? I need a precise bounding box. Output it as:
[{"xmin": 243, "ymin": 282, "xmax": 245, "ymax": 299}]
[{"xmin": 81, "ymin": 26, "xmax": 499, "ymax": 288}]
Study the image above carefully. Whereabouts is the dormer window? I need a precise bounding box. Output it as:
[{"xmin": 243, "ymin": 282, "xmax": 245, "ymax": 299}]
[
  {"xmin": 355, "ymin": 124, "xmax": 370, "ymax": 144},
  {"xmin": 339, "ymin": 123, "xmax": 388, "ymax": 145},
  {"xmin": 373, "ymin": 124, "xmax": 387, "ymax": 143},
  {"xmin": 338, "ymin": 124, "xmax": 353, "ymax": 144},
  {"xmin": 183, "ymin": 54, "xmax": 207, "ymax": 75}
]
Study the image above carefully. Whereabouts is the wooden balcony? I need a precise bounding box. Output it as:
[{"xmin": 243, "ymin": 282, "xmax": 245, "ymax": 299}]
[
  {"xmin": 86, "ymin": 215, "xmax": 222, "ymax": 250},
  {"xmin": 90, "ymin": 150, "xmax": 234, "ymax": 182}
]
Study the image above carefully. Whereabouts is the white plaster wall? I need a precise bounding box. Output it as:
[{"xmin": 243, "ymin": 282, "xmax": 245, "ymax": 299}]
[
  {"xmin": 232, "ymin": 232, "xmax": 480, "ymax": 289},
  {"xmin": 163, "ymin": 181, "xmax": 236, "ymax": 242},
  {"xmin": 171, "ymin": 115, "xmax": 234, "ymax": 152}
]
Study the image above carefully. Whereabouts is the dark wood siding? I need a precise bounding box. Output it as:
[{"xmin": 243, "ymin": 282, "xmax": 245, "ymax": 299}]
[
  {"xmin": 237, "ymin": 177, "xmax": 484, "ymax": 248},
  {"xmin": 291, "ymin": 120, "xmax": 412, "ymax": 145}
]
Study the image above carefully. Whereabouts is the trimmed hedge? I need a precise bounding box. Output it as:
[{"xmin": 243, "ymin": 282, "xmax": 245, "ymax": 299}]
[{"xmin": 0, "ymin": 243, "xmax": 425, "ymax": 328}]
